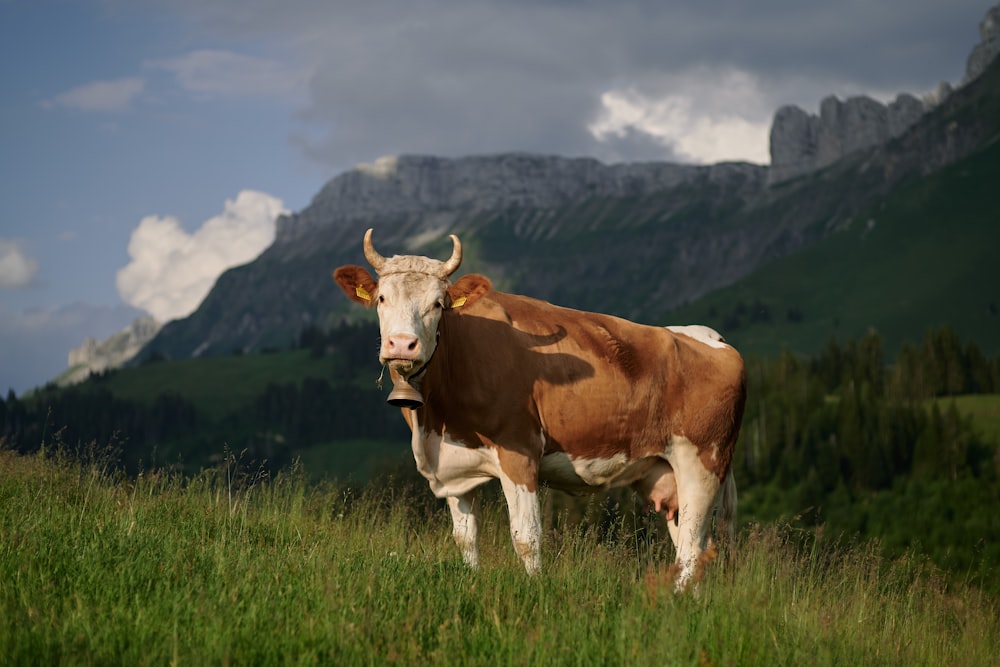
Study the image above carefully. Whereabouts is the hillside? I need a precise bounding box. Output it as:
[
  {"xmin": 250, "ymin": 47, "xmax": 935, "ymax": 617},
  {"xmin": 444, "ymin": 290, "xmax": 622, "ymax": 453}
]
[{"xmin": 669, "ymin": 135, "xmax": 1000, "ymax": 358}]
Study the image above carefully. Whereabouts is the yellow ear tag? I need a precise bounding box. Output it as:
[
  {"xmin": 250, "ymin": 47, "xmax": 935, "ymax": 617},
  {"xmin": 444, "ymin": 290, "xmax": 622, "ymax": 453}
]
[
  {"xmin": 355, "ymin": 285, "xmax": 372, "ymax": 301},
  {"xmin": 451, "ymin": 296, "xmax": 467, "ymax": 309}
]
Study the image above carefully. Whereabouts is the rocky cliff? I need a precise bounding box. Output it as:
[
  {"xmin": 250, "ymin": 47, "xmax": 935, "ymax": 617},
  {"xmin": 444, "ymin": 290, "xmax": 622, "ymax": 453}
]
[
  {"xmin": 272, "ymin": 154, "xmax": 763, "ymax": 253},
  {"xmin": 965, "ymin": 3, "xmax": 1000, "ymax": 83},
  {"xmin": 61, "ymin": 316, "xmax": 161, "ymax": 385},
  {"xmin": 768, "ymin": 93, "xmax": 928, "ymax": 184},
  {"xmin": 769, "ymin": 2, "xmax": 1000, "ymax": 184}
]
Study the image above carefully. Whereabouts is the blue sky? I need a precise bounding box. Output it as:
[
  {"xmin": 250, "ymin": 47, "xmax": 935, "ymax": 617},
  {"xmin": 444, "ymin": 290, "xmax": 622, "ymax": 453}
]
[{"xmin": 0, "ymin": 0, "xmax": 992, "ymax": 395}]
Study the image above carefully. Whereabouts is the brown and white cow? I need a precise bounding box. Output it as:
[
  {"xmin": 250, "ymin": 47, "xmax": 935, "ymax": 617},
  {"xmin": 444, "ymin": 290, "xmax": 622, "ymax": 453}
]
[{"xmin": 333, "ymin": 229, "xmax": 746, "ymax": 588}]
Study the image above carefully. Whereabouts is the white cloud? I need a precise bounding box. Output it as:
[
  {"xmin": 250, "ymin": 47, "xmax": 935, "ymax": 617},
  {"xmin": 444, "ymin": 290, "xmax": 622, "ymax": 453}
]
[
  {"xmin": 0, "ymin": 239, "xmax": 39, "ymax": 288},
  {"xmin": 41, "ymin": 49, "xmax": 303, "ymax": 117},
  {"xmin": 588, "ymin": 68, "xmax": 773, "ymax": 165},
  {"xmin": 147, "ymin": 49, "xmax": 307, "ymax": 97},
  {"xmin": 116, "ymin": 191, "xmax": 287, "ymax": 322},
  {"xmin": 43, "ymin": 77, "xmax": 145, "ymax": 113}
]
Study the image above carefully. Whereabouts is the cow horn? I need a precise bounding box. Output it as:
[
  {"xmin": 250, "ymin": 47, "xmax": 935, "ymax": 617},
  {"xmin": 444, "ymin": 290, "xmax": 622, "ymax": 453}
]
[
  {"xmin": 440, "ymin": 234, "xmax": 462, "ymax": 277},
  {"xmin": 363, "ymin": 228, "xmax": 387, "ymax": 274}
]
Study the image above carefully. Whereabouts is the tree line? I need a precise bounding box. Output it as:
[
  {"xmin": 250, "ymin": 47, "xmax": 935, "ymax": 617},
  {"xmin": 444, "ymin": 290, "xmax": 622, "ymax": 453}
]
[
  {"xmin": 739, "ymin": 327, "xmax": 999, "ymax": 494},
  {"xmin": 1, "ymin": 325, "xmax": 996, "ymax": 478},
  {"xmin": 0, "ymin": 322, "xmax": 406, "ymax": 472}
]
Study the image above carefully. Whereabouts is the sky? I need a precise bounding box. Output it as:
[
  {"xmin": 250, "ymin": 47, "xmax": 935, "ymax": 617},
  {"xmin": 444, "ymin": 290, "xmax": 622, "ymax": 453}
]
[{"xmin": 0, "ymin": 0, "xmax": 992, "ymax": 396}]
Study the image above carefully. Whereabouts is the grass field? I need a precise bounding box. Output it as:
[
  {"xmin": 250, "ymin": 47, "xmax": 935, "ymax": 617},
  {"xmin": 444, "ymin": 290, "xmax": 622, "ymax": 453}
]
[
  {"xmin": 2, "ymin": 448, "xmax": 997, "ymax": 666},
  {"xmin": 92, "ymin": 350, "xmax": 345, "ymax": 420},
  {"xmin": 937, "ymin": 394, "xmax": 1000, "ymax": 443}
]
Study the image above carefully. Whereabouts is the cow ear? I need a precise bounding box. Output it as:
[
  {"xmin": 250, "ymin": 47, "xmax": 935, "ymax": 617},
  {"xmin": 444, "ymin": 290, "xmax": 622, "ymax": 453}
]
[
  {"xmin": 333, "ymin": 265, "xmax": 378, "ymax": 307},
  {"xmin": 448, "ymin": 274, "xmax": 492, "ymax": 309}
]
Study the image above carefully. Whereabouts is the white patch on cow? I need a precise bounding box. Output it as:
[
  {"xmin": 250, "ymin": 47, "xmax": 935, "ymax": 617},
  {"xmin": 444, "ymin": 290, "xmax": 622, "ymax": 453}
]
[
  {"xmin": 539, "ymin": 451, "xmax": 658, "ymax": 491},
  {"xmin": 446, "ymin": 492, "xmax": 481, "ymax": 569},
  {"xmin": 665, "ymin": 435, "xmax": 723, "ymax": 590},
  {"xmin": 498, "ymin": 476, "xmax": 542, "ymax": 574},
  {"xmin": 410, "ymin": 412, "xmax": 542, "ymax": 572},
  {"xmin": 375, "ymin": 269, "xmax": 450, "ymax": 374},
  {"xmin": 410, "ymin": 424, "xmax": 501, "ymax": 498},
  {"xmin": 666, "ymin": 324, "xmax": 729, "ymax": 349}
]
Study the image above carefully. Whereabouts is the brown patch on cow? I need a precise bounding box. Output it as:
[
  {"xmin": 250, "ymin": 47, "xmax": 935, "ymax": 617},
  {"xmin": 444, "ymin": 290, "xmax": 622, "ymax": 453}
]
[
  {"xmin": 415, "ymin": 294, "xmax": 746, "ymax": 490},
  {"xmin": 415, "ymin": 299, "xmax": 590, "ymax": 460},
  {"xmin": 592, "ymin": 325, "xmax": 643, "ymax": 380},
  {"xmin": 333, "ymin": 265, "xmax": 378, "ymax": 307},
  {"xmin": 354, "ymin": 269, "xmax": 744, "ymax": 504},
  {"xmin": 448, "ymin": 274, "xmax": 492, "ymax": 309},
  {"xmin": 662, "ymin": 332, "xmax": 746, "ymax": 480},
  {"xmin": 496, "ymin": 446, "xmax": 539, "ymax": 492}
]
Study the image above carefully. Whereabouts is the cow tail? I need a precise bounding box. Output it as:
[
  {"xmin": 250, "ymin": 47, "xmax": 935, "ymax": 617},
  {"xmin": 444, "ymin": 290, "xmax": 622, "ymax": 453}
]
[{"xmin": 717, "ymin": 468, "xmax": 737, "ymax": 547}]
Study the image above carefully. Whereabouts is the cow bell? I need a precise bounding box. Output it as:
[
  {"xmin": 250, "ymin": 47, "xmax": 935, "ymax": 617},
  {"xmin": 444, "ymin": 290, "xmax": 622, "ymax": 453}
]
[{"xmin": 387, "ymin": 376, "xmax": 424, "ymax": 408}]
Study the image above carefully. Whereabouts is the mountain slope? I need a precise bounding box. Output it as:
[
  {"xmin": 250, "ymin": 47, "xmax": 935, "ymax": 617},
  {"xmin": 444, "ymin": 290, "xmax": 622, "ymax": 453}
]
[
  {"xmin": 139, "ymin": 54, "xmax": 1000, "ymax": 362},
  {"xmin": 667, "ymin": 136, "xmax": 1000, "ymax": 357}
]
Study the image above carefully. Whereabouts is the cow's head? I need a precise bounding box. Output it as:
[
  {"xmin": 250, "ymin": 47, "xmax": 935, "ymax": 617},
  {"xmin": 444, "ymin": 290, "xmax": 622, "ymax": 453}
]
[{"xmin": 333, "ymin": 229, "xmax": 490, "ymax": 405}]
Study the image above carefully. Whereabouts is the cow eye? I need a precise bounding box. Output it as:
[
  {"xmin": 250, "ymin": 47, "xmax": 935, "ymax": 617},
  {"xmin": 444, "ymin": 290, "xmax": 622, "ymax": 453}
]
[
  {"xmin": 434, "ymin": 300, "xmax": 444, "ymax": 310},
  {"xmin": 378, "ymin": 295, "xmax": 385, "ymax": 304}
]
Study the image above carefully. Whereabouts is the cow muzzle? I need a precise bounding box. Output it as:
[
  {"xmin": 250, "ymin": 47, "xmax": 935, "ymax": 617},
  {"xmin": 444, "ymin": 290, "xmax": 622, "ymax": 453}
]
[{"xmin": 381, "ymin": 335, "xmax": 434, "ymax": 408}]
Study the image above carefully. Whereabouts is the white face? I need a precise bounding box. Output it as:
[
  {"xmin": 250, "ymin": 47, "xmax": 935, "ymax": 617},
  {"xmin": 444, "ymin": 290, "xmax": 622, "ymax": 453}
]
[{"xmin": 375, "ymin": 271, "xmax": 450, "ymax": 376}]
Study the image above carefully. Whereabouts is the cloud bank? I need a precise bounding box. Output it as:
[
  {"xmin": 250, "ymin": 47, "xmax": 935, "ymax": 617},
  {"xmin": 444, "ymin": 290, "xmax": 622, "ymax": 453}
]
[
  {"xmin": 588, "ymin": 68, "xmax": 774, "ymax": 164},
  {"xmin": 41, "ymin": 2, "xmax": 984, "ymax": 168},
  {"xmin": 0, "ymin": 239, "xmax": 39, "ymax": 288},
  {"xmin": 43, "ymin": 49, "xmax": 303, "ymax": 115},
  {"xmin": 146, "ymin": 49, "xmax": 307, "ymax": 97},
  {"xmin": 116, "ymin": 191, "xmax": 287, "ymax": 322},
  {"xmin": 43, "ymin": 77, "xmax": 145, "ymax": 113}
]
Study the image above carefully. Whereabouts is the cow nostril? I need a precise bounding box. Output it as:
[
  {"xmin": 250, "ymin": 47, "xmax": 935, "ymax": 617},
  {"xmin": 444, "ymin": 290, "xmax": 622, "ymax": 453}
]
[{"xmin": 387, "ymin": 335, "xmax": 419, "ymax": 357}]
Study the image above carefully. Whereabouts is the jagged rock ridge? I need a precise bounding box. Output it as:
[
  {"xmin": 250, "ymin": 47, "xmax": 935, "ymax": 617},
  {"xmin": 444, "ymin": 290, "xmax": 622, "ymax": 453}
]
[
  {"xmin": 966, "ymin": 4, "xmax": 1000, "ymax": 83},
  {"xmin": 770, "ymin": 2, "xmax": 1000, "ymax": 184},
  {"xmin": 61, "ymin": 316, "xmax": 161, "ymax": 385},
  {"xmin": 273, "ymin": 154, "xmax": 763, "ymax": 251},
  {"xmin": 769, "ymin": 93, "xmax": 928, "ymax": 184}
]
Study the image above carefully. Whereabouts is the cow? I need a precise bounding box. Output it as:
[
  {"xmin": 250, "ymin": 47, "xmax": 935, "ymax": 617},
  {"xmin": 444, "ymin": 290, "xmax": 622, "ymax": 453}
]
[{"xmin": 333, "ymin": 229, "xmax": 746, "ymax": 589}]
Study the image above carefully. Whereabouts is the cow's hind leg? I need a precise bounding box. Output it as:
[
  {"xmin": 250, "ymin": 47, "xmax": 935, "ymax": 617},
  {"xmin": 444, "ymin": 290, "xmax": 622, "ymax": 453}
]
[
  {"xmin": 669, "ymin": 441, "xmax": 723, "ymax": 591},
  {"xmin": 446, "ymin": 490, "xmax": 481, "ymax": 568}
]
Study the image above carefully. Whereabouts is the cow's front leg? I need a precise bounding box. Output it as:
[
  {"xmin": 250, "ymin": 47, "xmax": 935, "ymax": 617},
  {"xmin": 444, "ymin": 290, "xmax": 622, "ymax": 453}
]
[
  {"xmin": 446, "ymin": 490, "xmax": 481, "ymax": 568},
  {"xmin": 497, "ymin": 450, "xmax": 542, "ymax": 574}
]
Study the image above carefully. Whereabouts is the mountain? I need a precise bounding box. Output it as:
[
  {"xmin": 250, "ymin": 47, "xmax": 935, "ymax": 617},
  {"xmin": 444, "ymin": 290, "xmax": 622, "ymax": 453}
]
[
  {"xmin": 137, "ymin": 9, "xmax": 1000, "ymax": 363},
  {"xmin": 138, "ymin": 156, "xmax": 769, "ymax": 359},
  {"xmin": 965, "ymin": 3, "xmax": 1000, "ymax": 83},
  {"xmin": 670, "ymin": 135, "xmax": 1000, "ymax": 357},
  {"xmin": 58, "ymin": 316, "xmax": 162, "ymax": 386},
  {"xmin": 768, "ymin": 92, "xmax": 930, "ymax": 185}
]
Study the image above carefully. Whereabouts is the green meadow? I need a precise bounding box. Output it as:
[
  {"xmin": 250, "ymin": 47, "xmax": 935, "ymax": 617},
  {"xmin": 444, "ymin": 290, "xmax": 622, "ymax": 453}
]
[{"xmin": 2, "ymin": 448, "xmax": 997, "ymax": 666}]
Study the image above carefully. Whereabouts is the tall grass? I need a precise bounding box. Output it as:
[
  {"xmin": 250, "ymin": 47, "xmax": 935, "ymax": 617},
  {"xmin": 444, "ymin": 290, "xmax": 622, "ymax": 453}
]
[{"xmin": 1, "ymin": 448, "xmax": 996, "ymax": 666}]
